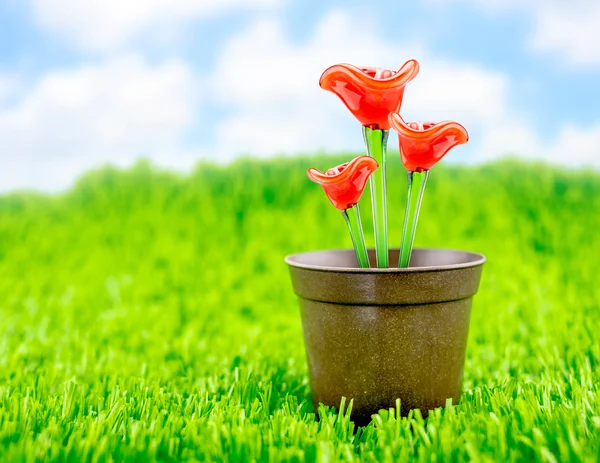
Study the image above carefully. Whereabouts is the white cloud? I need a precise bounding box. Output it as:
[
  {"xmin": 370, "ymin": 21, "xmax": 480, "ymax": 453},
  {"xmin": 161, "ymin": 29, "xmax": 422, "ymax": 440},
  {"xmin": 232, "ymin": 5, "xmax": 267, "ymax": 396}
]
[
  {"xmin": 0, "ymin": 55, "xmax": 199, "ymax": 191},
  {"xmin": 530, "ymin": 2, "xmax": 600, "ymax": 66},
  {"xmin": 210, "ymin": 11, "xmax": 423, "ymax": 158},
  {"xmin": 428, "ymin": 0, "xmax": 521, "ymax": 10},
  {"xmin": 209, "ymin": 10, "xmax": 507, "ymax": 161},
  {"xmin": 544, "ymin": 124, "xmax": 600, "ymax": 165},
  {"xmin": 480, "ymin": 122, "xmax": 600, "ymax": 168},
  {"xmin": 210, "ymin": 9, "xmax": 600, "ymax": 168},
  {"xmin": 31, "ymin": 0, "xmax": 283, "ymax": 52},
  {"xmin": 430, "ymin": 0, "xmax": 600, "ymax": 66},
  {"xmin": 400, "ymin": 59, "xmax": 509, "ymax": 125},
  {"xmin": 2, "ymin": 7, "xmax": 599, "ymax": 193},
  {"xmin": 0, "ymin": 75, "xmax": 19, "ymax": 103}
]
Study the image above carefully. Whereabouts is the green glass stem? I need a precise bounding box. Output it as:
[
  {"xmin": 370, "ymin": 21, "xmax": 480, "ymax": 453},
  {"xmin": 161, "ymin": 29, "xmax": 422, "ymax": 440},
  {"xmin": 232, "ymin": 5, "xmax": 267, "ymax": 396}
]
[
  {"xmin": 342, "ymin": 205, "xmax": 370, "ymax": 268},
  {"xmin": 362, "ymin": 126, "xmax": 389, "ymax": 268},
  {"xmin": 399, "ymin": 170, "xmax": 430, "ymax": 268}
]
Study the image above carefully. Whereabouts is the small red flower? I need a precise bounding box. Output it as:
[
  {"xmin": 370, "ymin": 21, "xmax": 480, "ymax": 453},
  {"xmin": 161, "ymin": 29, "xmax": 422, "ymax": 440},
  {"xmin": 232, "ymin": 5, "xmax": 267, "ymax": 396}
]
[
  {"xmin": 388, "ymin": 112, "xmax": 469, "ymax": 172},
  {"xmin": 307, "ymin": 156, "xmax": 379, "ymax": 210},
  {"xmin": 319, "ymin": 60, "xmax": 420, "ymax": 130}
]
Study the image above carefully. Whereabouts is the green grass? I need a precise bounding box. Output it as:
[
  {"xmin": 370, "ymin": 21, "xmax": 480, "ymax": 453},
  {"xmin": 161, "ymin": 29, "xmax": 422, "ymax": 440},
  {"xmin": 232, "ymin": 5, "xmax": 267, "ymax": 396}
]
[{"xmin": 0, "ymin": 154, "xmax": 599, "ymax": 462}]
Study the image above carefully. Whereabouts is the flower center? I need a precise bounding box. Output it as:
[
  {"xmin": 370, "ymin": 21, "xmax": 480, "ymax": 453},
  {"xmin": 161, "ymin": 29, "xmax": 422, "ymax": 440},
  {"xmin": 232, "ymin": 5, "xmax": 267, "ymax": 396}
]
[
  {"xmin": 408, "ymin": 121, "xmax": 437, "ymax": 131},
  {"xmin": 361, "ymin": 67, "xmax": 395, "ymax": 79},
  {"xmin": 326, "ymin": 162, "xmax": 348, "ymax": 176}
]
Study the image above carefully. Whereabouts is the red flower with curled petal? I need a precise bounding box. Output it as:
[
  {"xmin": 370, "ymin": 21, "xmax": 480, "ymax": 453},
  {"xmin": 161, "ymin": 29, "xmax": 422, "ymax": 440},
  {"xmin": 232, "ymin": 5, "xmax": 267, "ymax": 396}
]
[
  {"xmin": 319, "ymin": 60, "xmax": 420, "ymax": 130},
  {"xmin": 388, "ymin": 112, "xmax": 469, "ymax": 172},
  {"xmin": 307, "ymin": 156, "xmax": 379, "ymax": 210}
]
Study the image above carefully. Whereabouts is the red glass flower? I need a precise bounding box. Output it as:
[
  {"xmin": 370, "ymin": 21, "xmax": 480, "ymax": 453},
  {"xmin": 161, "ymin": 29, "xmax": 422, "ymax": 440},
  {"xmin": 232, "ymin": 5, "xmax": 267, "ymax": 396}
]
[
  {"xmin": 319, "ymin": 60, "xmax": 420, "ymax": 130},
  {"xmin": 307, "ymin": 156, "xmax": 379, "ymax": 210},
  {"xmin": 388, "ymin": 112, "xmax": 469, "ymax": 172}
]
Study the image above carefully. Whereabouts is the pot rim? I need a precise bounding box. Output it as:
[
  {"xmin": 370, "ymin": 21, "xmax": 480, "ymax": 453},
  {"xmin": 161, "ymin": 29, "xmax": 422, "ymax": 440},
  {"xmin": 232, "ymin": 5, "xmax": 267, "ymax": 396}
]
[{"xmin": 285, "ymin": 247, "xmax": 486, "ymax": 273}]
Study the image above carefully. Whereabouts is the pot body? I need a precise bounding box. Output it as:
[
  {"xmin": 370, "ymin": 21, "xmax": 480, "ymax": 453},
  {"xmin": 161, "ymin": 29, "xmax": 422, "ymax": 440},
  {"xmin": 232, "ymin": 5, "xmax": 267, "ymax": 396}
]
[{"xmin": 285, "ymin": 248, "xmax": 485, "ymax": 424}]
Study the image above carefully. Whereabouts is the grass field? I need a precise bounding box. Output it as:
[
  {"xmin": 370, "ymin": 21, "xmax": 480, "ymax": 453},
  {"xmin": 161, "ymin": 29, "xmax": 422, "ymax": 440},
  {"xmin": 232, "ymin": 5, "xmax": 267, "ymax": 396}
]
[{"xmin": 1, "ymin": 154, "xmax": 599, "ymax": 462}]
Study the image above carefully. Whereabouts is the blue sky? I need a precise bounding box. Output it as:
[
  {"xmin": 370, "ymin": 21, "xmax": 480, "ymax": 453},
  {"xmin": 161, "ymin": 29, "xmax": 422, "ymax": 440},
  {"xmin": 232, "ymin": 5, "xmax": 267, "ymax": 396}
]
[{"xmin": 0, "ymin": 0, "xmax": 599, "ymax": 191}]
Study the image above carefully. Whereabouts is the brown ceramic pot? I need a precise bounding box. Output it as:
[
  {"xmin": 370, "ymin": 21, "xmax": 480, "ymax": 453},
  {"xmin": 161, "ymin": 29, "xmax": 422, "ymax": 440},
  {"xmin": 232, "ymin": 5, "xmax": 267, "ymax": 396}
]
[{"xmin": 285, "ymin": 248, "xmax": 485, "ymax": 425}]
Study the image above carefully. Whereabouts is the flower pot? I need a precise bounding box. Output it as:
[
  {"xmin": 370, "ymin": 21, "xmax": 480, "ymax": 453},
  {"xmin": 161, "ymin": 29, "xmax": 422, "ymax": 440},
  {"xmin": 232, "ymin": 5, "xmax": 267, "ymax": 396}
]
[{"xmin": 285, "ymin": 248, "xmax": 485, "ymax": 425}]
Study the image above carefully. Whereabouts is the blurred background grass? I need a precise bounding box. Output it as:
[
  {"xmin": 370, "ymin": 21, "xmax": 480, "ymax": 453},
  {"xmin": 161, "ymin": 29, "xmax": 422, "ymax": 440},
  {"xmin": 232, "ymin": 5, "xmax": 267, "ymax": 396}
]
[{"xmin": 0, "ymin": 155, "xmax": 599, "ymax": 461}]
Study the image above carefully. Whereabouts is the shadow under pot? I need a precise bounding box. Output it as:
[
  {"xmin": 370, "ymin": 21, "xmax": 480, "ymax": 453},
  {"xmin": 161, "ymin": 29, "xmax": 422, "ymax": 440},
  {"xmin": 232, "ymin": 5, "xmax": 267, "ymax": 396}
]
[{"xmin": 285, "ymin": 248, "xmax": 485, "ymax": 426}]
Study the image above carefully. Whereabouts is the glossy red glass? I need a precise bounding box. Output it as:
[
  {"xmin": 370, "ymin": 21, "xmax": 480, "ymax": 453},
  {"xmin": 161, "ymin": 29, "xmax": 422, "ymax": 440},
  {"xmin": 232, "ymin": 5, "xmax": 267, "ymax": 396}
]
[
  {"xmin": 307, "ymin": 156, "xmax": 379, "ymax": 210},
  {"xmin": 388, "ymin": 112, "xmax": 469, "ymax": 172},
  {"xmin": 319, "ymin": 60, "xmax": 420, "ymax": 130}
]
